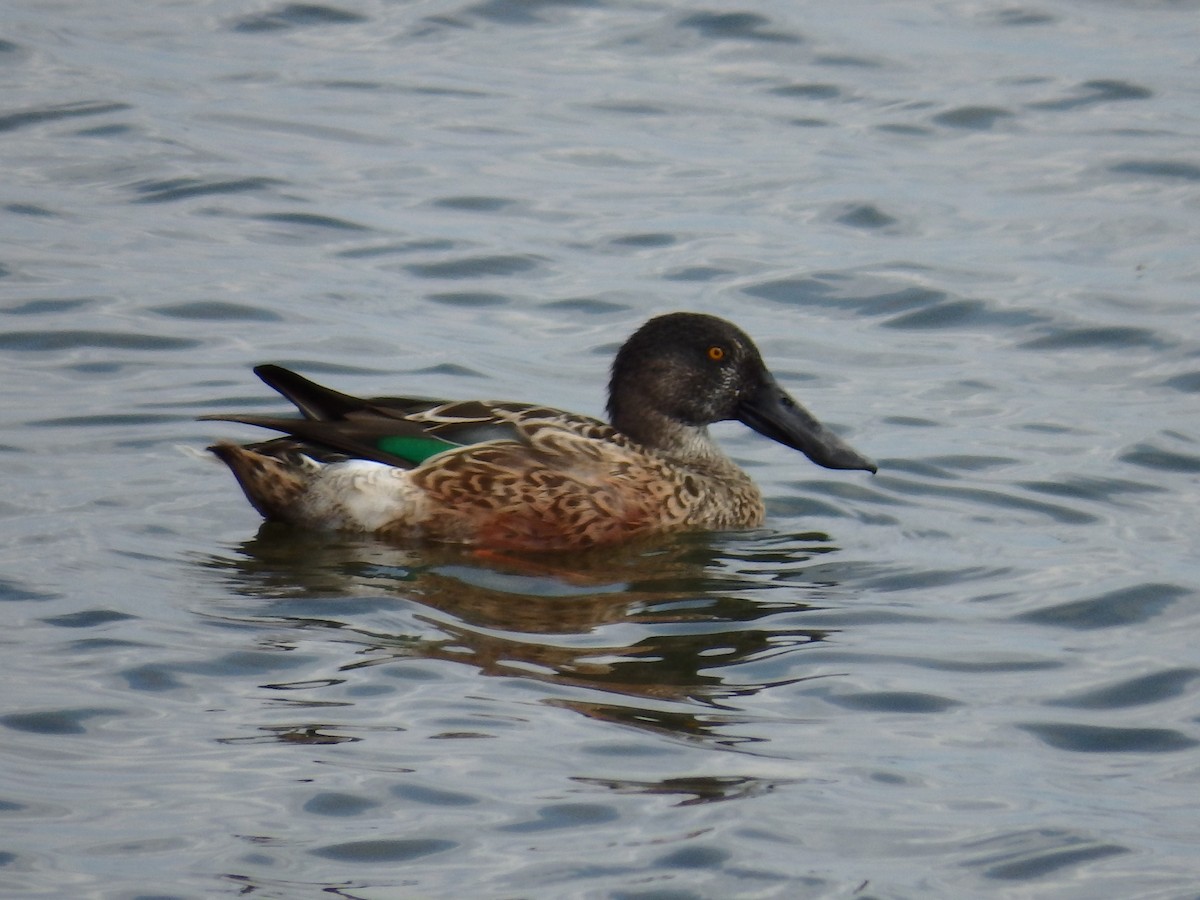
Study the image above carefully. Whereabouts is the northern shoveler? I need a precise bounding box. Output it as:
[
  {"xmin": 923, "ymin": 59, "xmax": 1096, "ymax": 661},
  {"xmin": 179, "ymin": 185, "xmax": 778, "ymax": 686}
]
[{"xmin": 203, "ymin": 312, "xmax": 876, "ymax": 551}]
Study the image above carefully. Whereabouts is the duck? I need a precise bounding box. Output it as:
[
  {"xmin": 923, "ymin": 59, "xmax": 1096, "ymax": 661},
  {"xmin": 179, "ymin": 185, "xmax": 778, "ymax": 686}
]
[{"xmin": 203, "ymin": 312, "xmax": 875, "ymax": 551}]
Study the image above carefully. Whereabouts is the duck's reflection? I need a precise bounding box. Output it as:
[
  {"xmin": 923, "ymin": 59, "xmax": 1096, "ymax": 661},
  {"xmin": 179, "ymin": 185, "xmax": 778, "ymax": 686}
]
[{"xmin": 201, "ymin": 524, "xmax": 845, "ymax": 741}]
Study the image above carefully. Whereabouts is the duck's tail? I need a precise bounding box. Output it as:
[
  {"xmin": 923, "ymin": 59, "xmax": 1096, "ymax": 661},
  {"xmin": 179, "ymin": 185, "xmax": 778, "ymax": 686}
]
[{"xmin": 208, "ymin": 441, "xmax": 309, "ymax": 522}]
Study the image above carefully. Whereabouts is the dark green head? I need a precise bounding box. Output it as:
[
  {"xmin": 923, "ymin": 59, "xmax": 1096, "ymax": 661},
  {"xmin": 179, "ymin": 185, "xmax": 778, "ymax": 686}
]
[{"xmin": 607, "ymin": 312, "xmax": 876, "ymax": 473}]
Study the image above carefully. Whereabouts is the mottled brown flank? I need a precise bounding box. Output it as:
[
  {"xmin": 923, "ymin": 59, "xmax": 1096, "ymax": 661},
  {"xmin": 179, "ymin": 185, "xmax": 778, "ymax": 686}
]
[
  {"xmin": 210, "ymin": 411, "xmax": 765, "ymax": 551},
  {"xmin": 404, "ymin": 422, "xmax": 765, "ymax": 551}
]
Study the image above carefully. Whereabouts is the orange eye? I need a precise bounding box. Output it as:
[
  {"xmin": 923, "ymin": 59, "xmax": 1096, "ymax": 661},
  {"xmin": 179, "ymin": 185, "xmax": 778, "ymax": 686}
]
[{"xmin": 707, "ymin": 345, "xmax": 725, "ymax": 361}]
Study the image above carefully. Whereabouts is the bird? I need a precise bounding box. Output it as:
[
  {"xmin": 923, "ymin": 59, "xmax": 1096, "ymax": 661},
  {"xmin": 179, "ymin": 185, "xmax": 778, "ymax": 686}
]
[{"xmin": 202, "ymin": 312, "xmax": 875, "ymax": 551}]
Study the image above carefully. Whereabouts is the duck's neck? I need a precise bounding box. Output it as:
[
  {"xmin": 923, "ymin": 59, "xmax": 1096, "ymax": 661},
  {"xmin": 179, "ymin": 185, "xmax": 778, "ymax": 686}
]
[{"xmin": 612, "ymin": 406, "xmax": 737, "ymax": 471}]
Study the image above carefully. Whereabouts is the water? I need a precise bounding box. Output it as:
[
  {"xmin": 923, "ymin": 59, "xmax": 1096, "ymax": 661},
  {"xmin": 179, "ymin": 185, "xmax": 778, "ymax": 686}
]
[{"xmin": 2, "ymin": 0, "xmax": 1199, "ymax": 896}]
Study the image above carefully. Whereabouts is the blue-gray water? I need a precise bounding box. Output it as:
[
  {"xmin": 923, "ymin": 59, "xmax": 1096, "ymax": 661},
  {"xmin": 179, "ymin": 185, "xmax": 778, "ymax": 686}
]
[{"xmin": 3, "ymin": 1, "xmax": 1199, "ymax": 897}]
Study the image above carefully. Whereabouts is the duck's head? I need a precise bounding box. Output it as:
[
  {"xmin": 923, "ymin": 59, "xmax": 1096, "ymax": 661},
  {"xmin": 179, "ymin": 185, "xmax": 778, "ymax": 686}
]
[{"xmin": 607, "ymin": 312, "xmax": 876, "ymax": 473}]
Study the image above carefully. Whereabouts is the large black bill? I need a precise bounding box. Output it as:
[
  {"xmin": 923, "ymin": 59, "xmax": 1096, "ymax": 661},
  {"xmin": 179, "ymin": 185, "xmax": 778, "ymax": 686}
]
[{"xmin": 737, "ymin": 377, "xmax": 877, "ymax": 473}]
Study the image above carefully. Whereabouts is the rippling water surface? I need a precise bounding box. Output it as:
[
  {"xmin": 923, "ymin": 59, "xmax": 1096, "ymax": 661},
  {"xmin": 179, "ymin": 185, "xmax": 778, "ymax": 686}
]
[{"xmin": 3, "ymin": 1, "xmax": 1199, "ymax": 897}]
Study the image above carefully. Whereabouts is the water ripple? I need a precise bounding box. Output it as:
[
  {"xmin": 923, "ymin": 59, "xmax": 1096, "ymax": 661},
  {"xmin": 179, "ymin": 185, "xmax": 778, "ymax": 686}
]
[
  {"xmin": 989, "ymin": 9, "xmax": 1056, "ymax": 26},
  {"xmin": 253, "ymin": 212, "xmax": 371, "ymax": 232},
  {"xmin": 1018, "ymin": 722, "xmax": 1198, "ymax": 754},
  {"xmin": 747, "ymin": 277, "xmax": 940, "ymax": 314},
  {"xmin": 1161, "ymin": 371, "xmax": 1200, "ymax": 393},
  {"xmin": 932, "ymin": 106, "xmax": 1015, "ymax": 130},
  {"xmin": 230, "ymin": 3, "xmax": 369, "ymax": 33},
  {"xmin": 572, "ymin": 774, "xmax": 783, "ymax": 806},
  {"xmin": 1017, "ymin": 475, "xmax": 1165, "ymax": 504},
  {"xmin": 768, "ymin": 82, "xmax": 842, "ymax": 100},
  {"xmin": 677, "ymin": 12, "xmax": 802, "ymax": 44},
  {"xmin": 404, "ymin": 254, "xmax": 542, "ymax": 279},
  {"xmin": 964, "ymin": 829, "xmax": 1130, "ymax": 881},
  {"xmin": 427, "ymin": 291, "xmax": 510, "ymax": 308},
  {"xmin": 0, "ymin": 708, "xmax": 123, "ymax": 735},
  {"xmin": 392, "ymin": 783, "xmax": 478, "ymax": 807},
  {"xmin": 1029, "ymin": 79, "xmax": 1152, "ymax": 111},
  {"xmin": 884, "ymin": 298, "xmax": 1046, "ymax": 331},
  {"xmin": 0, "ymin": 100, "xmax": 129, "ymax": 133},
  {"xmin": 4, "ymin": 298, "xmax": 94, "ymax": 316},
  {"xmin": 1110, "ymin": 159, "xmax": 1200, "ymax": 182},
  {"xmin": 498, "ymin": 802, "xmax": 620, "ymax": 833},
  {"xmin": 825, "ymin": 690, "xmax": 961, "ymax": 713},
  {"xmin": 310, "ymin": 838, "xmax": 457, "ymax": 862},
  {"xmin": 129, "ymin": 176, "xmax": 285, "ymax": 204},
  {"xmin": 303, "ymin": 791, "xmax": 382, "ymax": 817},
  {"xmin": 431, "ymin": 196, "xmax": 518, "ymax": 212},
  {"xmin": 0, "ymin": 331, "xmax": 200, "ymax": 352},
  {"xmin": 0, "ymin": 578, "xmax": 57, "ymax": 603},
  {"xmin": 1019, "ymin": 325, "xmax": 1166, "ymax": 351},
  {"xmin": 148, "ymin": 301, "xmax": 283, "ymax": 322},
  {"xmin": 829, "ymin": 203, "xmax": 899, "ymax": 231},
  {"xmin": 879, "ymin": 477, "xmax": 1099, "ymax": 525},
  {"xmin": 1119, "ymin": 440, "xmax": 1200, "ymax": 474},
  {"xmin": 1016, "ymin": 583, "xmax": 1188, "ymax": 630},
  {"xmin": 1046, "ymin": 668, "xmax": 1200, "ymax": 710},
  {"xmin": 41, "ymin": 609, "xmax": 137, "ymax": 628},
  {"xmin": 463, "ymin": 0, "xmax": 599, "ymax": 27}
]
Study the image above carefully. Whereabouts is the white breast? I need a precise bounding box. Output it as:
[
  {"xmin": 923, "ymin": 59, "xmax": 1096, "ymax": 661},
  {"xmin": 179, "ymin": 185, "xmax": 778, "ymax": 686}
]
[{"xmin": 300, "ymin": 459, "xmax": 427, "ymax": 533}]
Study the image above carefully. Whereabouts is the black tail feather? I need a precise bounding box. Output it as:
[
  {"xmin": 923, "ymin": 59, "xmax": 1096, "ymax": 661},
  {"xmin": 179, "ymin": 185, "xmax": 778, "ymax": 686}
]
[{"xmin": 253, "ymin": 365, "xmax": 366, "ymax": 420}]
